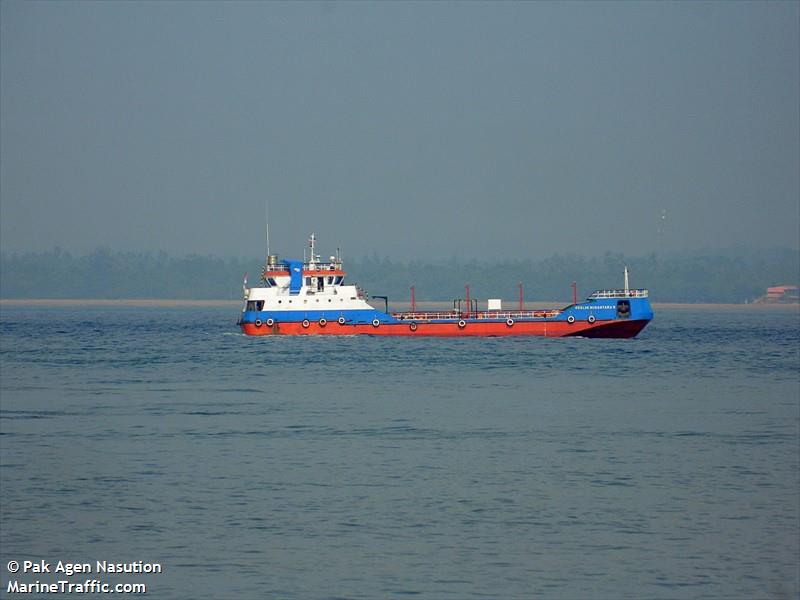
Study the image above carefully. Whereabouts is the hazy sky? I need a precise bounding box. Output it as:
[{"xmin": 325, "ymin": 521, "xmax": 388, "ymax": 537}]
[{"xmin": 1, "ymin": 1, "xmax": 798, "ymax": 260}]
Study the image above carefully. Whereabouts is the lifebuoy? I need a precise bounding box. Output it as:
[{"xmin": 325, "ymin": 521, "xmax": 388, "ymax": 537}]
[
  {"xmin": 337, "ymin": 316, "xmax": 346, "ymax": 325},
  {"xmin": 458, "ymin": 319, "xmax": 466, "ymax": 328},
  {"xmin": 506, "ymin": 318, "xmax": 514, "ymax": 327},
  {"xmin": 266, "ymin": 318, "xmax": 275, "ymax": 327},
  {"xmin": 319, "ymin": 318, "xmax": 327, "ymax": 327},
  {"xmin": 567, "ymin": 315, "xmax": 575, "ymax": 324},
  {"xmin": 302, "ymin": 319, "xmax": 310, "ymax": 328},
  {"xmin": 254, "ymin": 319, "xmax": 263, "ymax": 328},
  {"xmin": 409, "ymin": 322, "xmax": 418, "ymax": 332},
  {"xmin": 588, "ymin": 315, "xmax": 596, "ymax": 324},
  {"xmin": 372, "ymin": 319, "xmax": 380, "ymax": 327}
]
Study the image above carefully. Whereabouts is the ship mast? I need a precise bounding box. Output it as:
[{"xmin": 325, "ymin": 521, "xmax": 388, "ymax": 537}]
[
  {"xmin": 265, "ymin": 199, "xmax": 270, "ymax": 263},
  {"xmin": 308, "ymin": 233, "xmax": 318, "ymax": 267}
]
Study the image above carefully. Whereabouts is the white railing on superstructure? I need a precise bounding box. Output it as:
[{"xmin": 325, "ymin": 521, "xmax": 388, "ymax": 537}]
[
  {"xmin": 589, "ymin": 289, "xmax": 649, "ymax": 299},
  {"xmin": 262, "ymin": 262, "xmax": 342, "ymax": 273}
]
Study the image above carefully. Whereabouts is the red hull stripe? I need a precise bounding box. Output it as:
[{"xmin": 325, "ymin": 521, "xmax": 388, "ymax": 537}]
[{"xmin": 242, "ymin": 319, "xmax": 649, "ymax": 338}]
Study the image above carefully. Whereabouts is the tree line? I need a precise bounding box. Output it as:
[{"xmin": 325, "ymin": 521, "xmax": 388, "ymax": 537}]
[{"xmin": 1, "ymin": 246, "xmax": 797, "ymax": 303}]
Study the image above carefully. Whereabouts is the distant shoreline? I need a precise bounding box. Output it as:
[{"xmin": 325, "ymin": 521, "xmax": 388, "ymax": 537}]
[{"xmin": 1, "ymin": 299, "xmax": 797, "ymax": 311}]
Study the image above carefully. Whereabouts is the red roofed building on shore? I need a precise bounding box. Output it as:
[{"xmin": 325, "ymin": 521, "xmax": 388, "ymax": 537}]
[{"xmin": 756, "ymin": 285, "xmax": 800, "ymax": 304}]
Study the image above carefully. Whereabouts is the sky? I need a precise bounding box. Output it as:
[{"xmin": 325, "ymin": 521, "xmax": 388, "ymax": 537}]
[{"xmin": 1, "ymin": 1, "xmax": 798, "ymax": 261}]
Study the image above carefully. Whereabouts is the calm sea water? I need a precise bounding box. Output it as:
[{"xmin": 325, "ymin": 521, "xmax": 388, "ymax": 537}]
[{"xmin": 1, "ymin": 305, "xmax": 798, "ymax": 599}]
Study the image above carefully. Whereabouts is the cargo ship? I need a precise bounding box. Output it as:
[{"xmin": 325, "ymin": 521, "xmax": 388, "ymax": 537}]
[{"xmin": 239, "ymin": 234, "xmax": 653, "ymax": 338}]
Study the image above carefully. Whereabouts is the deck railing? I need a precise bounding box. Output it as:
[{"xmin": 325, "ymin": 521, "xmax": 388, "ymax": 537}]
[
  {"xmin": 392, "ymin": 310, "xmax": 562, "ymax": 321},
  {"xmin": 589, "ymin": 289, "xmax": 649, "ymax": 299}
]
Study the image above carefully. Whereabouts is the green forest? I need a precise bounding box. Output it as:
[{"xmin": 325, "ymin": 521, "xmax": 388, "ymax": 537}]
[{"xmin": 1, "ymin": 246, "xmax": 797, "ymax": 304}]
